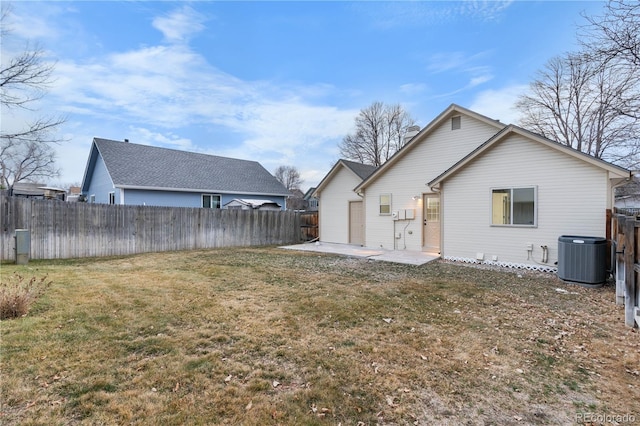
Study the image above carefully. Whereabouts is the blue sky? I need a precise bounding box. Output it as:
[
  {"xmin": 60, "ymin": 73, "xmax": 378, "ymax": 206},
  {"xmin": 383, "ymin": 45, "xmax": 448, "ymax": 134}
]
[{"xmin": 2, "ymin": 0, "xmax": 606, "ymax": 191}]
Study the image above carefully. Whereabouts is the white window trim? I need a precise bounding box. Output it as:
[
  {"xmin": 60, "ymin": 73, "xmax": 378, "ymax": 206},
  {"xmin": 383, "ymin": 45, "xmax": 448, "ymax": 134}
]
[
  {"xmin": 108, "ymin": 192, "xmax": 115, "ymax": 205},
  {"xmin": 490, "ymin": 186, "xmax": 537, "ymax": 227},
  {"xmin": 379, "ymin": 193, "xmax": 392, "ymax": 215}
]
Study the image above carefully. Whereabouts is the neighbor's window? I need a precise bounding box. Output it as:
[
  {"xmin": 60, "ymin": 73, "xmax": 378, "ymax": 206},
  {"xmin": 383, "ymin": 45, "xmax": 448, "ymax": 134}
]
[
  {"xmin": 451, "ymin": 116, "xmax": 461, "ymax": 130},
  {"xmin": 379, "ymin": 194, "xmax": 391, "ymax": 215},
  {"xmin": 90, "ymin": 194, "xmax": 96, "ymax": 204},
  {"xmin": 109, "ymin": 192, "xmax": 115, "ymax": 205},
  {"xmin": 491, "ymin": 187, "xmax": 536, "ymax": 226},
  {"xmin": 202, "ymin": 194, "xmax": 221, "ymax": 209}
]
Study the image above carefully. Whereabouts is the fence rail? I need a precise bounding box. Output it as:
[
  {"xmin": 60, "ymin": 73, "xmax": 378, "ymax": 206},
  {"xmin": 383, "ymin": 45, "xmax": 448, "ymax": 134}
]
[
  {"xmin": 612, "ymin": 212, "xmax": 640, "ymax": 328},
  {"xmin": 1, "ymin": 193, "xmax": 301, "ymax": 261}
]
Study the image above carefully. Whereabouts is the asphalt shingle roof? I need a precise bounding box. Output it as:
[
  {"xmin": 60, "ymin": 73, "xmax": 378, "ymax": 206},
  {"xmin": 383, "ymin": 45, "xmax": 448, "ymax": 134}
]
[
  {"xmin": 341, "ymin": 159, "xmax": 377, "ymax": 180},
  {"xmin": 93, "ymin": 138, "xmax": 290, "ymax": 196}
]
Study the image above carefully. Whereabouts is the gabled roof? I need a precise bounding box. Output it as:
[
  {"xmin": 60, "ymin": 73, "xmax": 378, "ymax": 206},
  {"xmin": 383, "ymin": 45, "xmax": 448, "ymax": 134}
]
[
  {"xmin": 355, "ymin": 104, "xmax": 506, "ymax": 192},
  {"xmin": 303, "ymin": 187, "xmax": 317, "ymax": 200},
  {"xmin": 81, "ymin": 138, "xmax": 290, "ymax": 196},
  {"xmin": 428, "ymin": 125, "xmax": 631, "ymax": 189},
  {"xmin": 313, "ymin": 159, "xmax": 377, "ymax": 196}
]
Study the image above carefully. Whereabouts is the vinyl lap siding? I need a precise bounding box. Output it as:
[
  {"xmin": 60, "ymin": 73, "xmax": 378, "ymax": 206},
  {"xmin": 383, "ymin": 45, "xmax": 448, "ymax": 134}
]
[
  {"xmin": 441, "ymin": 134, "xmax": 609, "ymax": 267},
  {"xmin": 122, "ymin": 190, "xmax": 286, "ymax": 209},
  {"xmin": 364, "ymin": 115, "xmax": 502, "ymax": 251},
  {"xmin": 86, "ymin": 154, "xmax": 115, "ymax": 204},
  {"xmin": 318, "ymin": 168, "xmax": 362, "ymax": 244}
]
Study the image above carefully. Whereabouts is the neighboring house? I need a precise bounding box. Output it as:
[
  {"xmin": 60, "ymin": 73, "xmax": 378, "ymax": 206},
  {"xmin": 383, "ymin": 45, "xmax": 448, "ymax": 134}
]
[
  {"xmin": 303, "ymin": 187, "xmax": 318, "ymax": 211},
  {"xmin": 67, "ymin": 186, "xmax": 83, "ymax": 202},
  {"xmin": 224, "ymin": 199, "xmax": 282, "ymax": 211},
  {"xmin": 10, "ymin": 182, "xmax": 47, "ymax": 199},
  {"xmin": 287, "ymin": 188, "xmax": 306, "ymax": 211},
  {"xmin": 81, "ymin": 138, "xmax": 290, "ymax": 209},
  {"xmin": 615, "ymin": 194, "xmax": 640, "ymax": 217},
  {"xmin": 313, "ymin": 159, "xmax": 376, "ymax": 245},
  {"xmin": 316, "ymin": 104, "xmax": 632, "ymax": 271},
  {"xmin": 615, "ymin": 194, "xmax": 640, "ymax": 209},
  {"xmin": 8, "ymin": 182, "xmax": 67, "ymax": 200}
]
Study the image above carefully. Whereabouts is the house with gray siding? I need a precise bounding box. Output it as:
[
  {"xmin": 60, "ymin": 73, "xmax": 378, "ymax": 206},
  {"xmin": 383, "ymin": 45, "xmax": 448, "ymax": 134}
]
[{"xmin": 81, "ymin": 138, "xmax": 290, "ymax": 209}]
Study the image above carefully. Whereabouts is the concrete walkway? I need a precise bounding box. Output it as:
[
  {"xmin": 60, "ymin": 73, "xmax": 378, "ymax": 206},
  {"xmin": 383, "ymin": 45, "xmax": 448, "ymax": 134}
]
[{"xmin": 280, "ymin": 242, "xmax": 439, "ymax": 266}]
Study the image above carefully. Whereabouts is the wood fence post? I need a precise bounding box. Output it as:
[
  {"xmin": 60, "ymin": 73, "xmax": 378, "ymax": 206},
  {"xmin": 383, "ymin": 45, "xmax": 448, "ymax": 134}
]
[
  {"xmin": 616, "ymin": 215, "xmax": 625, "ymax": 305},
  {"xmin": 624, "ymin": 218, "xmax": 637, "ymax": 327}
]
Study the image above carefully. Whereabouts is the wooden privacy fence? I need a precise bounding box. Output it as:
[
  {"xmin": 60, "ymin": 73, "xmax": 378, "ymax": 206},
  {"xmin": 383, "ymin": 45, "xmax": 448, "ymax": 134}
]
[
  {"xmin": 300, "ymin": 211, "xmax": 318, "ymax": 241},
  {"xmin": 612, "ymin": 212, "xmax": 640, "ymax": 328},
  {"xmin": 1, "ymin": 193, "xmax": 301, "ymax": 261}
]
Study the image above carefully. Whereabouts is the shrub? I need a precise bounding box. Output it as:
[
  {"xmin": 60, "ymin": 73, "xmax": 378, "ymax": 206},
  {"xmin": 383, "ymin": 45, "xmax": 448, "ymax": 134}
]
[{"xmin": 0, "ymin": 273, "xmax": 51, "ymax": 320}]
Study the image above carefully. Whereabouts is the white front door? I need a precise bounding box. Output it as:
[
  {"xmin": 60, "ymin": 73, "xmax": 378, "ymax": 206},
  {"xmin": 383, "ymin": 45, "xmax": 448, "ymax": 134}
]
[{"xmin": 423, "ymin": 194, "xmax": 440, "ymax": 253}]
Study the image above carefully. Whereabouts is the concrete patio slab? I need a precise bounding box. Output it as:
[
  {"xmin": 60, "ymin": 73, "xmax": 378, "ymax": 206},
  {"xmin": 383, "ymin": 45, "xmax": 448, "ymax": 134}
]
[{"xmin": 280, "ymin": 242, "xmax": 439, "ymax": 266}]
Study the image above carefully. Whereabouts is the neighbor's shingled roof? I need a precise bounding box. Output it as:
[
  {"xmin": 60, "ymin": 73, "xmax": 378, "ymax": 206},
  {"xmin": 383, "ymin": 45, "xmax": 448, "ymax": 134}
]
[{"xmin": 91, "ymin": 138, "xmax": 290, "ymax": 196}]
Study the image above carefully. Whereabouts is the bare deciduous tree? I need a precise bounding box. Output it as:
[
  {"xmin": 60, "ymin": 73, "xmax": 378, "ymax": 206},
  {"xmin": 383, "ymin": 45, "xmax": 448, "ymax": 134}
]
[
  {"xmin": 516, "ymin": 53, "xmax": 640, "ymax": 168},
  {"xmin": 0, "ymin": 138, "xmax": 58, "ymax": 188},
  {"xmin": 339, "ymin": 101, "xmax": 416, "ymax": 167},
  {"xmin": 581, "ymin": 0, "xmax": 640, "ymax": 68},
  {"xmin": 274, "ymin": 165, "xmax": 304, "ymax": 210},
  {"xmin": 1, "ymin": 3, "xmax": 65, "ymax": 192},
  {"xmin": 516, "ymin": 1, "xmax": 640, "ymax": 169},
  {"xmin": 274, "ymin": 165, "xmax": 303, "ymax": 191},
  {"xmin": 580, "ymin": 0, "xmax": 640, "ymax": 121}
]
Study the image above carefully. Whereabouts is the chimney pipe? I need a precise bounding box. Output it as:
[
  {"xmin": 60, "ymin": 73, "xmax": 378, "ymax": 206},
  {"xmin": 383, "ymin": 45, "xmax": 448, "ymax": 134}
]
[
  {"xmin": 403, "ymin": 125, "xmax": 421, "ymax": 144},
  {"xmin": 124, "ymin": 139, "xmax": 129, "ymax": 143}
]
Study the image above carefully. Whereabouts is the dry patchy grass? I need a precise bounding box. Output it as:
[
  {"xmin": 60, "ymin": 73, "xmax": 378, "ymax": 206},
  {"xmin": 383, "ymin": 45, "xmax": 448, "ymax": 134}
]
[{"xmin": 0, "ymin": 247, "xmax": 638, "ymax": 425}]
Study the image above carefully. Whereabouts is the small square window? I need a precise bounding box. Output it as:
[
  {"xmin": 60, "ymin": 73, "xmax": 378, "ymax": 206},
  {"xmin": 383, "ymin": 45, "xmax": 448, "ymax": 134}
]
[
  {"xmin": 451, "ymin": 116, "xmax": 461, "ymax": 130},
  {"xmin": 379, "ymin": 194, "xmax": 391, "ymax": 215}
]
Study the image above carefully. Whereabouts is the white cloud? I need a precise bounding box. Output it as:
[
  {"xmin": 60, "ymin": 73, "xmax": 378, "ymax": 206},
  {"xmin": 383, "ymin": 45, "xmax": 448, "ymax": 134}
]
[
  {"xmin": 152, "ymin": 6, "xmax": 207, "ymax": 43},
  {"xmin": 126, "ymin": 127, "xmax": 196, "ymax": 152},
  {"xmin": 7, "ymin": 4, "xmax": 358, "ymax": 188},
  {"xmin": 468, "ymin": 84, "xmax": 528, "ymax": 124},
  {"xmin": 399, "ymin": 83, "xmax": 428, "ymax": 95},
  {"xmin": 4, "ymin": 3, "xmax": 62, "ymax": 41},
  {"xmin": 469, "ymin": 73, "xmax": 493, "ymax": 88},
  {"xmin": 360, "ymin": 1, "xmax": 513, "ymax": 30},
  {"xmin": 426, "ymin": 52, "xmax": 495, "ymax": 98},
  {"xmin": 458, "ymin": 1, "xmax": 513, "ymax": 22}
]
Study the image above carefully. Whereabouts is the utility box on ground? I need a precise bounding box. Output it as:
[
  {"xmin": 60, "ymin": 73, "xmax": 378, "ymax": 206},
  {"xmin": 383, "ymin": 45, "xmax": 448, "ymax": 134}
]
[
  {"xmin": 557, "ymin": 235, "xmax": 607, "ymax": 285},
  {"xmin": 15, "ymin": 229, "xmax": 30, "ymax": 265}
]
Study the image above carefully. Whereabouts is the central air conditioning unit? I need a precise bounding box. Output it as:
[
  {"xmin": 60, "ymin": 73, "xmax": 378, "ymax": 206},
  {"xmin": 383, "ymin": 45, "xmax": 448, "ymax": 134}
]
[{"xmin": 557, "ymin": 235, "xmax": 607, "ymax": 286}]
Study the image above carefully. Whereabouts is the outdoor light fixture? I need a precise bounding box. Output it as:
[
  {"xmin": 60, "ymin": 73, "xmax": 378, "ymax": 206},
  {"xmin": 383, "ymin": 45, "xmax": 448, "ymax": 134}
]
[{"xmin": 412, "ymin": 195, "xmax": 420, "ymax": 200}]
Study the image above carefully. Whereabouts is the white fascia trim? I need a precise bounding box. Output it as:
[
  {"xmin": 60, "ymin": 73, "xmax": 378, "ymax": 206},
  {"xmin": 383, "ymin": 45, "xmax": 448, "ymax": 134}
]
[{"xmin": 114, "ymin": 185, "xmax": 289, "ymax": 197}]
